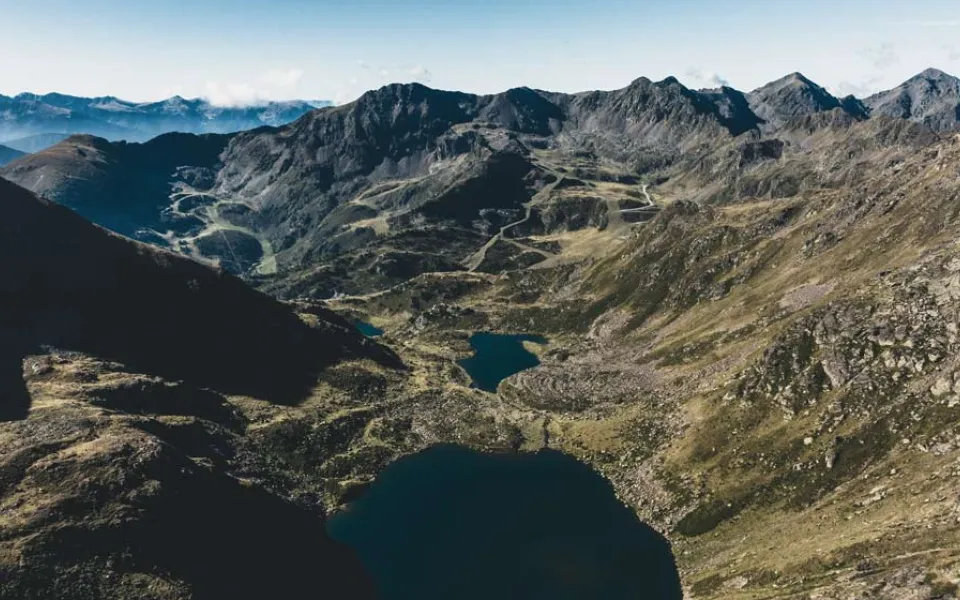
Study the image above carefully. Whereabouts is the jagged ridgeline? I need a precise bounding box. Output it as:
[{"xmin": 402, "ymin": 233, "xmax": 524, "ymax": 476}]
[
  {"xmin": 4, "ymin": 66, "xmax": 960, "ymax": 599},
  {"xmin": 6, "ymin": 69, "xmax": 960, "ymax": 299}
]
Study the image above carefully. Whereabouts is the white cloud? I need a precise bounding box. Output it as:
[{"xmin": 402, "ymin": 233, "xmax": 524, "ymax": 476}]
[
  {"xmin": 831, "ymin": 75, "xmax": 883, "ymax": 98},
  {"xmin": 408, "ymin": 65, "xmax": 432, "ymax": 83},
  {"xmin": 684, "ymin": 67, "xmax": 729, "ymax": 89},
  {"xmin": 204, "ymin": 81, "xmax": 264, "ymax": 106},
  {"xmin": 828, "ymin": 45, "xmax": 899, "ymax": 99},
  {"xmin": 203, "ymin": 67, "xmax": 306, "ymax": 106}
]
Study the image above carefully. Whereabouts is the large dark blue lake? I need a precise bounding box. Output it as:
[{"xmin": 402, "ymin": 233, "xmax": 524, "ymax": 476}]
[
  {"xmin": 326, "ymin": 445, "xmax": 682, "ymax": 600},
  {"xmin": 457, "ymin": 332, "xmax": 547, "ymax": 392}
]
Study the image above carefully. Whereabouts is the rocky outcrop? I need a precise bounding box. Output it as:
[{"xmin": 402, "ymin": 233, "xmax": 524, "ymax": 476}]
[{"xmin": 0, "ymin": 356, "xmax": 377, "ymax": 600}]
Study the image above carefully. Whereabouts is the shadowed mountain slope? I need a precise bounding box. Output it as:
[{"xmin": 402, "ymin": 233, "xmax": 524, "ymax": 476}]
[
  {"xmin": 0, "ymin": 177, "xmax": 398, "ymax": 419},
  {"xmin": 0, "ymin": 133, "xmax": 230, "ymax": 236}
]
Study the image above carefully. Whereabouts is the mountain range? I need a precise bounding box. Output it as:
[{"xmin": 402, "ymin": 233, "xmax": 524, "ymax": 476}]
[
  {"xmin": 6, "ymin": 67, "xmax": 960, "ymax": 599},
  {"xmin": 6, "ymin": 68, "xmax": 960, "ymax": 290},
  {"xmin": 0, "ymin": 92, "xmax": 332, "ymax": 151}
]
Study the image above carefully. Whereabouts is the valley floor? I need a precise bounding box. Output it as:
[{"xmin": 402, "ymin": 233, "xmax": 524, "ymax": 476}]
[{"xmin": 308, "ymin": 167, "xmax": 960, "ymax": 598}]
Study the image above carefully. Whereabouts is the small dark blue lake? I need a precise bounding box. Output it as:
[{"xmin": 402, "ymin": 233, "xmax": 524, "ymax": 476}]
[
  {"xmin": 326, "ymin": 445, "xmax": 682, "ymax": 600},
  {"xmin": 457, "ymin": 332, "xmax": 547, "ymax": 392},
  {"xmin": 356, "ymin": 320, "xmax": 385, "ymax": 338}
]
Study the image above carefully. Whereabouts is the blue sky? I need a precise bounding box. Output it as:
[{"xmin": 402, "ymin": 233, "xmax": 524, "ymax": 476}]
[{"xmin": 2, "ymin": 0, "xmax": 960, "ymax": 104}]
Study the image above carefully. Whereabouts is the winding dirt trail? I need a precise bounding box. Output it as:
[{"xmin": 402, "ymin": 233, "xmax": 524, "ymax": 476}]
[
  {"xmin": 464, "ymin": 174, "xmax": 565, "ymax": 272},
  {"xmin": 157, "ymin": 190, "xmax": 278, "ymax": 275},
  {"xmin": 619, "ymin": 184, "xmax": 661, "ymax": 214}
]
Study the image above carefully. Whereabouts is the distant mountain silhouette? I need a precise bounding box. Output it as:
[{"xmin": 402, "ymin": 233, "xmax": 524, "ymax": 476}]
[
  {"xmin": 1, "ymin": 132, "xmax": 71, "ymax": 153},
  {"xmin": 0, "ymin": 92, "xmax": 331, "ymax": 146},
  {"xmin": 0, "ymin": 143, "xmax": 24, "ymax": 166}
]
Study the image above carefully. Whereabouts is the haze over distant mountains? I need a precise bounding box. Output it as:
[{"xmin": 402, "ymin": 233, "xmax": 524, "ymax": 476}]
[
  {"xmin": 0, "ymin": 143, "xmax": 24, "ymax": 166},
  {"xmin": 0, "ymin": 92, "xmax": 332, "ymax": 152}
]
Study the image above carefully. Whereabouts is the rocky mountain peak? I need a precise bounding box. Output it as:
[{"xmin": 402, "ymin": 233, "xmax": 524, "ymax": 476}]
[
  {"xmin": 625, "ymin": 75, "xmax": 654, "ymax": 89},
  {"xmin": 865, "ymin": 68, "xmax": 960, "ymax": 131},
  {"xmin": 747, "ymin": 72, "xmax": 845, "ymax": 130},
  {"xmin": 782, "ymin": 71, "xmax": 814, "ymax": 85},
  {"xmin": 478, "ymin": 87, "xmax": 564, "ymax": 134},
  {"xmin": 914, "ymin": 67, "xmax": 955, "ymax": 82},
  {"xmin": 333, "ymin": 82, "xmax": 477, "ymax": 147}
]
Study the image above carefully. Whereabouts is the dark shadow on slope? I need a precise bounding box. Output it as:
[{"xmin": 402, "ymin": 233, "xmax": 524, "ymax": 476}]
[
  {"xmin": 417, "ymin": 152, "xmax": 537, "ymax": 228},
  {"xmin": 0, "ymin": 179, "xmax": 402, "ymax": 420},
  {"xmin": 328, "ymin": 445, "xmax": 683, "ymax": 600},
  {"xmin": 0, "ymin": 340, "xmax": 30, "ymax": 422},
  {"xmin": 0, "ymin": 133, "xmax": 231, "ymax": 239},
  {"xmin": 136, "ymin": 456, "xmax": 379, "ymax": 600}
]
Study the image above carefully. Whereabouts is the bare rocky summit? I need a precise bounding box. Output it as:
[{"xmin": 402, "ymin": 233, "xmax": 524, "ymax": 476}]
[
  {"xmin": 865, "ymin": 67, "xmax": 960, "ymax": 132},
  {"xmin": 746, "ymin": 72, "xmax": 856, "ymax": 131}
]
